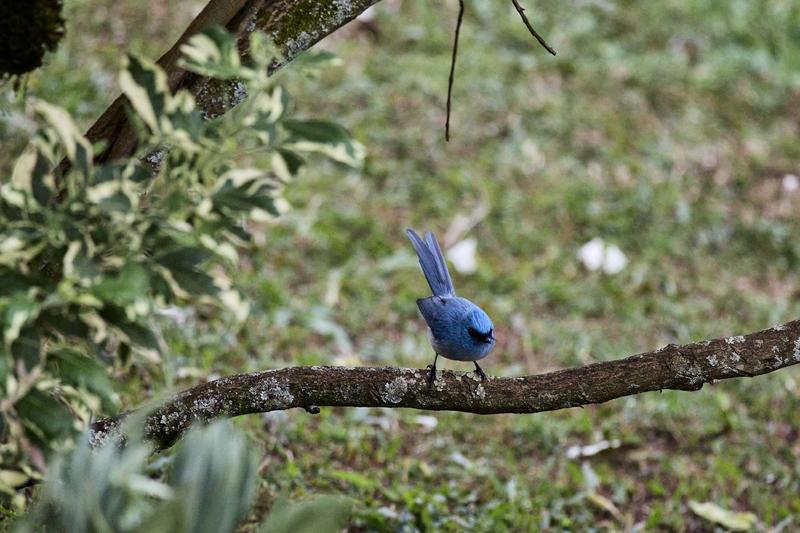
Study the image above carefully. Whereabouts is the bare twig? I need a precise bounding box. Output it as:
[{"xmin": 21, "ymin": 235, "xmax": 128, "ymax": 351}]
[
  {"xmin": 510, "ymin": 0, "xmax": 557, "ymax": 56},
  {"xmin": 90, "ymin": 319, "xmax": 800, "ymax": 450},
  {"xmin": 445, "ymin": 0, "xmax": 465, "ymax": 141}
]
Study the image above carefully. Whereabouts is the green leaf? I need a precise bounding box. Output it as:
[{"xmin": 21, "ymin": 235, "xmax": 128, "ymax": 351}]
[
  {"xmin": 283, "ymin": 119, "xmax": 351, "ymax": 144},
  {"xmin": 93, "ymin": 263, "xmax": 150, "ymax": 309},
  {"xmin": 688, "ymin": 501, "xmax": 758, "ymax": 531},
  {"xmin": 155, "ymin": 247, "xmax": 212, "ymax": 272},
  {"xmin": 10, "ymin": 326, "xmax": 42, "ymax": 371},
  {"xmin": 0, "ymin": 271, "xmax": 35, "ymax": 298},
  {"xmin": 290, "ymin": 50, "xmax": 342, "ymax": 73},
  {"xmin": 283, "ymin": 120, "xmax": 365, "ymax": 167},
  {"xmin": 46, "ymin": 349, "xmax": 115, "ymax": 412},
  {"xmin": 0, "ymin": 469, "xmax": 32, "ymax": 491},
  {"xmin": 11, "ymin": 149, "xmax": 56, "ymax": 206},
  {"xmin": 212, "ymin": 182, "xmax": 278, "ymax": 216},
  {"xmin": 21, "ymin": 438, "xmax": 164, "ymax": 531},
  {"xmin": 39, "ymin": 311, "xmax": 89, "ymax": 340},
  {"xmin": 244, "ymin": 87, "xmax": 289, "ymax": 144},
  {"xmin": 178, "ymin": 26, "xmax": 243, "ymax": 79},
  {"xmin": 271, "ymin": 149, "xmax": 305, "ymax": 182},
  {"xmin": 95, "ymin": 305, "xmax": 158, "ymax": 352},
  {"xmin": 169, "ymin": 422, "xmax": 258, "ymax": 533},
  {"xmin": 34, "ymin": 102, "xmax": 93, "ymax": 177},
  {"xmin": 119, "ymin": 55, "xmax": 169, "ymax": 133},
  {"xmin": 16, "ymin": 389, "xmax": 77, "ymax": 446},
  {"xmin": 0, "ymin": 228, "xmax": 46, "ymax": 268},
  {"xmin": 160, "ymin": 91, "xmax": 205, "ymax": 151},
  {"xmin": 62, "ymin": 241, "xmax": 101, "ymax": 284},
  {"xmin": 3, "ymin": 292, "xmax": 40, "ymax": 348},
  {"xmin": 169, "ymin": 268, "xmax": 218, "ymax": 298},
  {"xmin": 330, "ymin": 470, "xmax": 378, "ymax": 490},
  {"xmin": 115, "ymin": 319, "xmax": 159, "ymax": 353},
  {"xmin": 260, "ymin": 496, "xmax": 351, "ymax": 533},
  {"xmin": 86, "ymin": 178, "xmax": 137, "ymax": 213},
  {"xmin": 210, "ymin": 169, "xmax": 279, "ymax": 217}
]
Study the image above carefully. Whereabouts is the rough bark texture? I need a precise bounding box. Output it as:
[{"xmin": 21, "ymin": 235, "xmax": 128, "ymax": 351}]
[
  {"xmin": 85, "ymin": 0, "xmax": 382, "ymax": 165},
  {"xmin": 90, "ymin": 319, "xmax": 800, "ymax": 450}
]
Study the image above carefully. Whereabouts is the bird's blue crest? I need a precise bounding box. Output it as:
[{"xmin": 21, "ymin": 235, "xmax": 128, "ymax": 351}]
[
  {"xmin": 406, "ymin": 228, "xmax": 455, "ymax": 296},
  {"xmin": 467, "ymin": 306, "xmax": 494, "ymax": 334}
]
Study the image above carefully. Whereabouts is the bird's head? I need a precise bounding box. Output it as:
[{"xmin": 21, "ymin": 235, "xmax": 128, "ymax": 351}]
[{"xmin": 466, "ymin": 307, "xmax": 495, "ymax": 348}]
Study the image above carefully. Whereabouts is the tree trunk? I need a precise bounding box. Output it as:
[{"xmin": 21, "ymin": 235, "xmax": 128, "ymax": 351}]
[{"xmin": 84, "ymin": 0, "xmax": 382, "ymax": 165}]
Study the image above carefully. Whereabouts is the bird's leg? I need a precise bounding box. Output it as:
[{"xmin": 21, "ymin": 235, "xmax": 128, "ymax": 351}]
[
  {"xmin": 473, "ymin": 361, "xmax": 487, "ymax": 381},
  {"xmin": 427, "ymin": 353, "xmax": 439, "ymax": 386}
]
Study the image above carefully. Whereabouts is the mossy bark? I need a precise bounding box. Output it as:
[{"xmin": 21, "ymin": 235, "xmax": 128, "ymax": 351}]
[{"xmin": 84, "ymin": 0, "xmax": 381, "ymax": 165}]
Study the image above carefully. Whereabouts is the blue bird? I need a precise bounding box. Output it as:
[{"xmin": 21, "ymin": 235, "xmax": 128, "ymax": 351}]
[{"xmin": 406, "ymin": 228, "xmax": 496, "ymax": 384}]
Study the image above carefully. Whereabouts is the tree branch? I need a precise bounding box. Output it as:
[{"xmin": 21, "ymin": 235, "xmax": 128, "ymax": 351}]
[
  {"xmin": 82, "ymin": 0, "xmax": 384, "ymax": 166},
  {"xmin": 510, "ymin": 0, "xmax": 556, "ymax": 55},
  {"xmin": 90, "ymin": 319, "xmax": 800, "ymax": 450},
  {"xmin": 445, "ymin": 0, "xmax": 464, "ymax": 142}
]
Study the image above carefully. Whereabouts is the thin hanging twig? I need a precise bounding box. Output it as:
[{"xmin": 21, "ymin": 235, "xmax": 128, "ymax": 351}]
[
  {"xmin": 510, "ymin": 0, "xmax": 557, "ymax": 56},
  {"xmin": 445, "ymin": 0, "xmax": 465, "ymax": 141}
]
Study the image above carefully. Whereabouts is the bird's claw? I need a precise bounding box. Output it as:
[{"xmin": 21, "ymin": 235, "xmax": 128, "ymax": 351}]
[
  {"xmin": 473, "ymin": 364, "xmax": 487, "ymax": 381},
  {"xmin": 426, "ymin": 365, "xmax": 437, "ymax": 386}
]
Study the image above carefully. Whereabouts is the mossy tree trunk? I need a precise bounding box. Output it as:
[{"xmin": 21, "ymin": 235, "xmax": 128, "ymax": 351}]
[{"xmin": 85, "ymin": 0, "xmax": 382, "ymax": 165}]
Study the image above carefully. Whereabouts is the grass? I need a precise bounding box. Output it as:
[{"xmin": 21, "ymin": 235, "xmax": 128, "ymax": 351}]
[{"xmin": 3, "ymin": 0, "xmax": 800, "ymax": 530}]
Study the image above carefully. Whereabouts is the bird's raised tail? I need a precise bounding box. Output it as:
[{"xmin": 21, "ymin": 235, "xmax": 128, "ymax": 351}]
[{"xmin": 406, "ymin": 228, "xmax": 455, "ymax": 296}]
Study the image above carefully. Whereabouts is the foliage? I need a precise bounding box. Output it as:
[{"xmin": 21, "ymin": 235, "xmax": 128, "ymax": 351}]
[
  {"xmin": 260, "ymin": 494, "xmax": 351, "ymax": 533},
  {"xmin": 18, "ymin": 420, "xmax": 350, "ymax": 532},
  {"xmin": 1, "ymin": 0, "xmax": 800, "ymax": 530},
  {"xmin": 0, "ymin": 27, "xmax": 363, "ymax": 507}
]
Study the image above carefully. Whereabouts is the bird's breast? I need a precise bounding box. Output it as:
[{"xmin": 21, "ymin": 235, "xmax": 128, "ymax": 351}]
[{"xmin": 428, "ymin": 327, "xmax": 494, "ymax": 362}]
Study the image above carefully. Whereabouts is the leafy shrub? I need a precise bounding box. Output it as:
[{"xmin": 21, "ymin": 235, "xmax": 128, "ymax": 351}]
[
  {"xmin": 19, "ymin": 420, "xmax": 350, "ymax": 532},
  {"xmin": 0, "ymin": 27, "xmax": 363, "ymax": 508}
]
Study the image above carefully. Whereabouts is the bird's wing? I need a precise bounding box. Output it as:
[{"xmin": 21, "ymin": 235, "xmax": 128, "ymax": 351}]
[
  {"xmin": 406, "ymin": 228, "xmax": 455, "ymax": 296},
  {"xmin": 416, "ymin": 296, "xmax": 453, "ymax": 335}
]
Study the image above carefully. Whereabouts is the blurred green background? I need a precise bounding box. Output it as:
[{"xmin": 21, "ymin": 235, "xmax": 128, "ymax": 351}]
[{"xmin": 3, "ymin": 0, "xmax": 800, "ymax": 529}]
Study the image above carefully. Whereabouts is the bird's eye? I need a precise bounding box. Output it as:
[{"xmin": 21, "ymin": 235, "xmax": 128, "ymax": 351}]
[{"xmin": 468, "ymin": 327, "xmax": 493, "ymax": 343}]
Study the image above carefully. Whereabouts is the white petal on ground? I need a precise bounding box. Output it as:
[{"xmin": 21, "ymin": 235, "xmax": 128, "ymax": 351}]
[
  {"xmin": 578, "ymin": 238, "xmax": 628, "ymax": 275},
  {"xmin": 782, "ymin": 173, "xmax": 799, "ymax": 192},
  {"xmin": 155, "ymin": 306, "xmax": 192, "ymax": 325},
  {"xmin": 447, "ymin": 238, "xmax": 478, "ymax": 274},
  {"xmin": 414, "ymin": 415, "xmax": 438, "ymax": 430},
  {"xmin": 602, "ymin": 244, "xmax": 629, "ymax": 274},
  {"xmin": 565, "ymin": 439, "xmax": 621, "ymax": 459},
  {"xmin": 449, "ymin": 452, "xmax": 473, "ymax": 468},
  {"xmin": 577, "ymin": 238, "xmax": 605, "ymax": 271}
]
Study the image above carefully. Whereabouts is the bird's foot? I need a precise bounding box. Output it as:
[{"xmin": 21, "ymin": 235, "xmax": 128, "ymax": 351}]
[
  {"xmin": 426, "ymin": 364, "xmax": 437, "ymax": 386},
  {"xmin": 473, "ymin": 362, "xmax": 487, "ymax": 382},
  {"xmin": 426, "ymin": 354, "xmax": 440, "ymax": 387}
]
